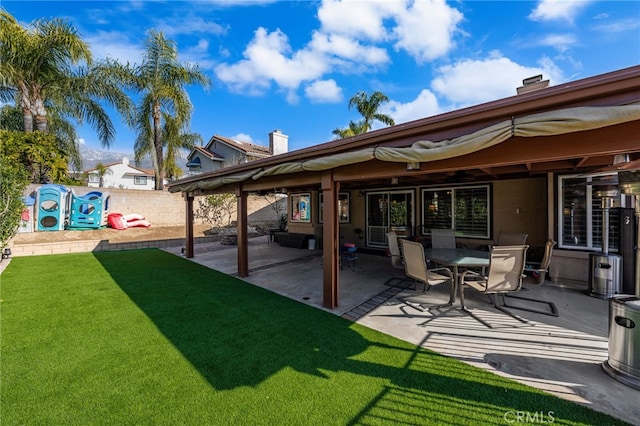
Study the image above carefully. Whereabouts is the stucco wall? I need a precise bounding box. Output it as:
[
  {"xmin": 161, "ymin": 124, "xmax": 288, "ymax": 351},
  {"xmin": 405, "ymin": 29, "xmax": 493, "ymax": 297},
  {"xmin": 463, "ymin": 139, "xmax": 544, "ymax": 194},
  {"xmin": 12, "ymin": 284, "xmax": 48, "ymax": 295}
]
[
  {"xmin": 284, "ymin": 178, "xmax": 551, "ymax": 250},
  {"xmin": 491, "ymin": 177, "xmax": 548, "ymax": 246}
]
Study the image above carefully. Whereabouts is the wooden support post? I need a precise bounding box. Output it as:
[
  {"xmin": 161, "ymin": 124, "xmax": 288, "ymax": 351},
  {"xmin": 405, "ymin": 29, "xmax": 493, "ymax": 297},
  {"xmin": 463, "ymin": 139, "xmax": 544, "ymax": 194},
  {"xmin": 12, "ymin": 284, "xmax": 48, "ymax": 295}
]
[
  {"xmin": 321, "ymin": 172, "xmax": 340, "ymax": 309},
  {"xmin": 237, "ymin": 187, "xmax": 249, "ymax": 278},
  {"xmin": 185, "ymin": 193, "xmax": 194, "ymax": 258}
]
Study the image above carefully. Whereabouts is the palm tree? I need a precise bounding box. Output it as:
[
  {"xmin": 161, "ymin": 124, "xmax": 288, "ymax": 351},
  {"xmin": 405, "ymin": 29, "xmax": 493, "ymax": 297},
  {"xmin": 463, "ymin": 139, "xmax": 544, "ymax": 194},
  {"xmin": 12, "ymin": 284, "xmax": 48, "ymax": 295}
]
[
  {"xmin": 332, "ymin": 120, "xmax": 366, "ymax": 139},
  {"xmin": 93, "ymin": 162, "xmax": 111, "ymax": 187},
  {"xmin": 333, "ymin": 90, "xmax": 395, "ymax": 139},
  {"xmin": 128, "ymin": 30, "xmax": 210, "ymax": 190},
  {"xmin": 0, "ymin": 11, "xmax": 133, "ymax": 172},
  {"xmin": 162, "ymin": 115, "xmax": 202, "ymax": 181}
]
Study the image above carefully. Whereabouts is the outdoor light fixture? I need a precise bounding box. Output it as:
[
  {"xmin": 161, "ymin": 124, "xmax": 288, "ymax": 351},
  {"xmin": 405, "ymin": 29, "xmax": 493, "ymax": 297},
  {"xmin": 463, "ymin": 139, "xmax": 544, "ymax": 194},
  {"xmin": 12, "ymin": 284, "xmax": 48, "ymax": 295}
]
[
  {"xmin": 2, "ymin": 248, "xmax": 11, "ymax": 259},
  {"xmin": 406, "ymin": 162, "xmax": 420, "ymax": 171},
  {"xmin": 391, "ymin": 177, "xmax": 399, "ymax": 185}
]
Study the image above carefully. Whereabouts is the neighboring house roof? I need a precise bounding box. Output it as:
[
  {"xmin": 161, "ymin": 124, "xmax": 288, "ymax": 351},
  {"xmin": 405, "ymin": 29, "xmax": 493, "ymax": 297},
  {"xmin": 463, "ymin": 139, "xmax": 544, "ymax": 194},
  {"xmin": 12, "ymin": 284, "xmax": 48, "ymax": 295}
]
[
  {"xmin": 187, "ymin": 146, "xmax": 224, "ymax": 162},
  {"xmin": 186, "ymin": 135, "xmax": 272, "ymax": 170},
  {"xmin": 206, "ymin": 134, "xmax": 271, "ymax": 157},
  {"xmin": 122, "ymin": 171, "xmax": 153, "ymax": 177},
  {"xmin": 84, "ymin": 160, "xmax": 121, "ymax": 173},
  {"xmin": 86, "ymin": 163, "xmax": 153, "ymax": 177}
]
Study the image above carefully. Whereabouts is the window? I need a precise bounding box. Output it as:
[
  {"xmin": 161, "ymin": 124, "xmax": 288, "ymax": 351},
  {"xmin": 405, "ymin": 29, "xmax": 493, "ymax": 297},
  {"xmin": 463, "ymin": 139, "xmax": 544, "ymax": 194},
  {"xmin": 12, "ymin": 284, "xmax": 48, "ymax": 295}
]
[
  {"xmin": 88, "ymin": 174, "xmax": 99, "ymax": 183},
  {"xmin": 134, "ymin": 176, "xmax": 147, "ymax": 185},
  {"xmin": 558, "ymin": 174, "xmax": 624, "ymax": 250},
  {"xmin": 187, "ymin": 156, "xmax": 202, "ymax": 170},
  {"xmin": 318, "ymin": 192, "xmax": 350, "ymax": 223},
  {"xmin": 422, "ymin": 185, "xmax": 490, "ymax": 238},
  {"xmin": 290, "ymin": 193, "xmax": 311, "ymax": 222}
]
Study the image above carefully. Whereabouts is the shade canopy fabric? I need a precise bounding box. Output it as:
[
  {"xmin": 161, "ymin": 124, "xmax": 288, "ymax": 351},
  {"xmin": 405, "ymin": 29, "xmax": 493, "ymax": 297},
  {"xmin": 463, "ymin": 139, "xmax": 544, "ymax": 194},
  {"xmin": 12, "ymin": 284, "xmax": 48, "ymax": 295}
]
[{"xmin": 169, "ymin": 103, "xmax": 640, "ymax": 194}]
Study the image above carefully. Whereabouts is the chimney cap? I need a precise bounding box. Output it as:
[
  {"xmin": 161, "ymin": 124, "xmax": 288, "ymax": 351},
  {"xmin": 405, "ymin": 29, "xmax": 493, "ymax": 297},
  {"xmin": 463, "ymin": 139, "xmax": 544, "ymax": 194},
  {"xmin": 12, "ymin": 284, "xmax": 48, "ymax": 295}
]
[
  {"xmin": 516, "ymin": 74, "xmax": 549, "ymax": 95},
  {"xmin": 522, "ymin": 74, "xmax": 543, "ymax": 85}
]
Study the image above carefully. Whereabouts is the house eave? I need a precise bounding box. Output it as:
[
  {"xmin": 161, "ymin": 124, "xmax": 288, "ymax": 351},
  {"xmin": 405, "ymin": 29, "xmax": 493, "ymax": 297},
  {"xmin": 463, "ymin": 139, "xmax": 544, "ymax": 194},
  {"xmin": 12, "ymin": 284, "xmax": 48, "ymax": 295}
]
[{"xmin": 169, "ymin": 65, "xmax": 640, "ymax": 190}]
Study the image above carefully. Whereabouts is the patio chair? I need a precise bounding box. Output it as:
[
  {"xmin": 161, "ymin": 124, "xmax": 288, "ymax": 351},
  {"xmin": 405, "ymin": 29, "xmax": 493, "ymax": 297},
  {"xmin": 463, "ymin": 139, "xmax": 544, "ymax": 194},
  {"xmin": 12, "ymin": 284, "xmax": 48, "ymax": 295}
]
[
  {"xmin": 383, "ymin": 231, "xmax": 411, "ymax": 286},
  {"xmin": 502, "ymin": 239, "xmax": 559, "ymax": 316},
  {"xmin": 523, "ymin": 239, "xmax": 556, "ymax": 285},
  {"xmin": 340, "ymin": 243, "xmax": 359, "ymax": 270},
  {"xmin": 497, "ymin": 231, "xmax": 528, "ymax": 245},
  {"xmin": 430, "ymin": 229, "xmax": 456, "ymax": 249},
  {"xmin": 459, "ymin": 245, "xmax": 530, "ymax": 327},
  {"xmin": 400, "ymin": 239, "xmax": 454, "ymax": 295}
]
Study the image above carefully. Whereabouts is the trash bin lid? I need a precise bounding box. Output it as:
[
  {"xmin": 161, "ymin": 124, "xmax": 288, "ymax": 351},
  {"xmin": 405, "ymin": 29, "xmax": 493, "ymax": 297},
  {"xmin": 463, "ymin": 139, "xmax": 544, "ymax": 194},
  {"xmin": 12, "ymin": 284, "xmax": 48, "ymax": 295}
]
[{"xmin": 611, "ymin": 295, "xmax": 640, "ymax": 312}]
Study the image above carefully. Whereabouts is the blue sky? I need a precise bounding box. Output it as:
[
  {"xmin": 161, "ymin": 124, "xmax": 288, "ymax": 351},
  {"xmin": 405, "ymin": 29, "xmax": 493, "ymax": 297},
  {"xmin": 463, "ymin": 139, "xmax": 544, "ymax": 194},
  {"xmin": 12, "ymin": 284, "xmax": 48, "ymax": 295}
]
[{"xmin": 4, "ymin": 0, "xmax": 640, "ymax": 154}]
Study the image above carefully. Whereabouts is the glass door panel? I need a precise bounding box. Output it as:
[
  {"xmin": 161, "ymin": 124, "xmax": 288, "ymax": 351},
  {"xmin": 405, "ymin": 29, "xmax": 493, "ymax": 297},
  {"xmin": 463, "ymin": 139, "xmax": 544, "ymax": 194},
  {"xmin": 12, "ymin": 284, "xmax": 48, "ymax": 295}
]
[{"xmin": 366, "ymin": 191, "xmax": 413, "ymax": 248}]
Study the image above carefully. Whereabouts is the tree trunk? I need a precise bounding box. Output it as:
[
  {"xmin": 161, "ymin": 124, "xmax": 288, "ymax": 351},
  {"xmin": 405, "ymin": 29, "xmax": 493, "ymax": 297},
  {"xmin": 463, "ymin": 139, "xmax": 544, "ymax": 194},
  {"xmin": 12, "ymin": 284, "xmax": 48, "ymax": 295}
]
[
  {"xmin": 33, "ymin": 96, "xmax": 48, "ymax": 133},
  {"xmin": 22, "ymin": 108, "xmax": 33, "ymax": 133},
  {"xmin": 152, "ymin": 102, "xmax": 164, "ymax": 190},
  {"xmin": 18, "ymin": 86, "xmax": 33, "ymax": 132}
]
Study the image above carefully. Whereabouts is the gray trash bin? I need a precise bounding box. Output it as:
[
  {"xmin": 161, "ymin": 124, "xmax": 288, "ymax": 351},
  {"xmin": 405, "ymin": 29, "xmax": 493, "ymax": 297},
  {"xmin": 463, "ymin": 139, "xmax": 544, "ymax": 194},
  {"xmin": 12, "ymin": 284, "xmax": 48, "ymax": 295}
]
[
  {"xmin": 602, "ymin": 295, "xmax": 640, "ymax": 390},
  {"xmin": 589, "ymin": 253, "xmax": 622, "ymax": 298}
]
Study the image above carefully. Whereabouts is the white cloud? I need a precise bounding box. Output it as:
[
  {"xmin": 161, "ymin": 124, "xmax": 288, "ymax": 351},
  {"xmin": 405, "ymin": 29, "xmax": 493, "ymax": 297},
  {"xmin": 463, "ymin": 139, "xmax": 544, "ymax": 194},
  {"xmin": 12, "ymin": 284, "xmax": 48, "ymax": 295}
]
[
  {"xmin": 215, "ymin": 27, "xmax": 331, "ymax": 97},
  {"xmin": 382, "ymin": 89, "xmax": 442, "ymax": 125},
  {"xmin": 180, "ymin": 39, "xmax": 217, "ymax": 70},
  {"xmin": 537, "ymin": 33, "xmax": 576, "ymax": 52},
  {"xmin": 431, "ymin": 53, "xmax": 563, "ymax": 106},
  {"xmin": 215, "ymin": 0, "xmax": 464, "ymax": 101},
  {"xmin": 308, "ymin": 31, "xmax": 389, "ymax": 66},
  {"xmin": 85, "ymin": 31, "xmax": 142, "ymax": 64},
  {"xmin": 592, "ymin": 18, "xmax": 640, "ymax": 33},
  {"xmin": 391, "ymin": 0, "xmax": 463, "ymax": 63},
  {"xmin": 529, "ymin": 0, "xmax": 592, "ymax": 23},
  {"xmin": 305, "ymin": 79, "xmax": 343, "ymax": 103},
  {"xmin": 155, "ymin": 15, "xmax": 228, "ymax": 37},
  {"xmin": 316, "ymin": 0, "xmax": 398, "ymax": 41},
  {"xmin": 230, "ymin": 133, "xmax": 253, "ymax": 143}
]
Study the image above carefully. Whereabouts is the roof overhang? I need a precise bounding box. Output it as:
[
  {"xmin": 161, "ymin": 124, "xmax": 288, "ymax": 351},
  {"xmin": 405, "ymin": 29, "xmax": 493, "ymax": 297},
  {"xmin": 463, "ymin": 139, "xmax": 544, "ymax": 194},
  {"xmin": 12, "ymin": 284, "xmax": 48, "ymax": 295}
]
[{"xmin": 170, "ymin": 66, "xmax": 640, "ymax": 195}]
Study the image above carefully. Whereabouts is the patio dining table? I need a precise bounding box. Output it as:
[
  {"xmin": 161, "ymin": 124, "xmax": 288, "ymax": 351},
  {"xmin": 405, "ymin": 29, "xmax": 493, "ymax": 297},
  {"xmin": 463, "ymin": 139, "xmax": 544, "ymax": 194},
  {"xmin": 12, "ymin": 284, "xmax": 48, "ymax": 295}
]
[{"xmin": 423, "ymin": 248, "xmax": 490, "ymax": 304}]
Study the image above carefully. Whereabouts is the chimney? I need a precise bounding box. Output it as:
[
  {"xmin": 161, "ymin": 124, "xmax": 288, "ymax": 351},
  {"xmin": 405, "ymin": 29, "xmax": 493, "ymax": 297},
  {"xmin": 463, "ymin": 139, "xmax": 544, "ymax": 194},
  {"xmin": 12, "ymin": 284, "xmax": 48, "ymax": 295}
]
[
  {"xmin": 516, "ymin": 74, "xmax": 550, "ymax": 95},
  {"xmin": 269, "ymin": 129, "xmax": 288, "ymax": 156}
]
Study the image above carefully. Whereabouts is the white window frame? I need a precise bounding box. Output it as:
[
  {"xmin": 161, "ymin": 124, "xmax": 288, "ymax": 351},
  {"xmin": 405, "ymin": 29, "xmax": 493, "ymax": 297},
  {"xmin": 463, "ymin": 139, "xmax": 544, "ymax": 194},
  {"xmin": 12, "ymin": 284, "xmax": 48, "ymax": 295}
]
[
  {"xmin": 134, "ymin": 176, "xmax": 147, "ymax": 185},
  {"xmin": 365, "ymin": 189, "xmax": 415, "ymax": 248}
]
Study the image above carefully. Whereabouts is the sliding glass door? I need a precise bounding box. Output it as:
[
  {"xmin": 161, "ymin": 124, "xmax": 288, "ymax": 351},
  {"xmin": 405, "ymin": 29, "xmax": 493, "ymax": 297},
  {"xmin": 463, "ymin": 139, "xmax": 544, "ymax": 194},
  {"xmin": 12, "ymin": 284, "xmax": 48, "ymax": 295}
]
[{"xmin": 366, "ymin": 190, "xmax": 414, "ymax": 248}]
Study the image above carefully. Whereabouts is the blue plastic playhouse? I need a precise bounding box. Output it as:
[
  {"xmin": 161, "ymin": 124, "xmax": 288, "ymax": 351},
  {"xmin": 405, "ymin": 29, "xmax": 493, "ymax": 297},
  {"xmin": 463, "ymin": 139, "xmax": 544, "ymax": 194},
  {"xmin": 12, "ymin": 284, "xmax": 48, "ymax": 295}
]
[
  {"xmin": 69, "ymin": 191, "xmax": 110, "ymax": 229},
  {"xmin": 36, "ymin": 184, "xmax": 71, "ymax": 231}
]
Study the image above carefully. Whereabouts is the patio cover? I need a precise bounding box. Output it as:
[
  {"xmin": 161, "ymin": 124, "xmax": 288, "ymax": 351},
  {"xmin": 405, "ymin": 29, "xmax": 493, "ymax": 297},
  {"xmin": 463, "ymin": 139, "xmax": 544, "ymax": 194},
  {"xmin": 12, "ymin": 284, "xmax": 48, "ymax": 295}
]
[{"xmin": 170, "ymin": 103, "xmax": 640, "ymax": 194}]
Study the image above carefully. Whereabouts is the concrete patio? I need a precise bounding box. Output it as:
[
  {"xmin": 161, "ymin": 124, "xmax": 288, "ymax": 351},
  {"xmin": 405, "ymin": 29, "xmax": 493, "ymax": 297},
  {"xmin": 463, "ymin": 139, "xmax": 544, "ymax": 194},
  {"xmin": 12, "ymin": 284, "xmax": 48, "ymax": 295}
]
[{"xmin": 165, "ymin": 236, "xmax": 640, "ymax": 425}]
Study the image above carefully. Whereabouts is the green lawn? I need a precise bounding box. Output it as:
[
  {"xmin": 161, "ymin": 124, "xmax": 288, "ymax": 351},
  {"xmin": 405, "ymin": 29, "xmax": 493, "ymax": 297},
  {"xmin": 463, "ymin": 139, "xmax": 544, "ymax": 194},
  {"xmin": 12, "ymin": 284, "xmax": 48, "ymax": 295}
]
[{"xmin": 0, "ymin": 249, "xmax": 629, "ymax": 425}]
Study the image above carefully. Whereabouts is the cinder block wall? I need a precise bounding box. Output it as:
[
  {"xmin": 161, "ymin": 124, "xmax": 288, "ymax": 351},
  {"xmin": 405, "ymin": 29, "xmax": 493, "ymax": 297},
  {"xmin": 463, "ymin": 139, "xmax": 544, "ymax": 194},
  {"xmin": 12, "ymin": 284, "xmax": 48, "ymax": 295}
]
[{"xmin": 25, "ymin": 185, "xmax": 283, "ymax": 227}]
